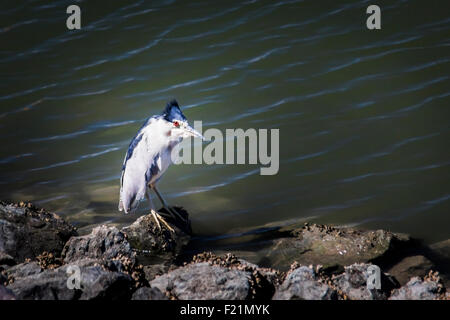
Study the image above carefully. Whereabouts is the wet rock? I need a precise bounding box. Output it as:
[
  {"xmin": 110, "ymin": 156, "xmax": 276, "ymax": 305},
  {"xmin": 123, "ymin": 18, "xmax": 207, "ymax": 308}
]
[
  {"xmin": 387, "ymin": 255, "xmax": 434, "ymax": 286},
  {"xmin": 131, "ymin": 286, "xmax": 168, "ymax": 300},
  {"xmin": 0, "ymin": 201, "xmax": 77, "ymax": 263},
  {"xmin": 6, "ymin": 259, "xmax": 133, "ymax": 300},
  {"xmin": 62, "ymin": 225, "xmax": 135, "ymax": 265},
  {"xmin": 429, "ymin": 239, "xmax": 450, "ymax": 288},
  {"xmin": 121, "ymin": 207, "xmax": 191, "ymax": 268},
  {"xmin": 0, "ymin": 285, "xmax": 15, "ymax": 300},
  {"xmin": 430, "ymin": 239, "xmax": 450, "ymax": 260},
  {"xmin": 273, "ymin": 266, "xmax": 336, "ymax": 300},
  {"xmin": 332, "ymin": 263, "xmax": 398, "ymax": 300},
  {"xmin": 389, "ymin": 274, "xmax": 444, "ymax": 300},
  {"xmin": 266, "ymin": 223, "xmax": 412, "ymax": 271},
  {"xmin": 150, "ymin": 262, "xmax": 252, "ymax": 300}
]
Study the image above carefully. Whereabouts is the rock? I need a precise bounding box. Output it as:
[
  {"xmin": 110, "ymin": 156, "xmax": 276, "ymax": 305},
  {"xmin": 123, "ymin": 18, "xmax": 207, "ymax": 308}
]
[
  {"xmin": 0, "ymin": 252, "xmax": 16, "ymax": 266},
  {"xmin": 430, "ymin": 239, "xmax": 450, "ymax": 260},
  {"xmin": 5, "ymin": 261, "xmax": 42, "ymax": 282},
  {"xmin": 265, "ymin": 223, "xmax": 412, "ymax": 271},
  {"xmin": 389, "ymin": 276, "xmax": 443, "ymax": 300},
  {"xmin": 121, "ymin": 207, "xmax": 191, "ymax": 268},
  {"xmin": 142, "ymin": 264, "xmax": 169, "ymax": 282},
  {"xmin": 131, "ymin": 286, "xmax": 167, "ymax": 300},
  {"xmin": 332, "ymin": 263, "xmax": 398, "ymax": 300},
  {"xmin": 0, "ymin": 285, "xmax": 15, "ymax": 300},
  {"xmin": 0, "ymin": 252, "xmax": 16, "ymax": 284},
  {"xmin": 429, "ymin": 239, "xmax": 450, "ymax": 288},
  {"xmin": 387, "ymin": 255, "xmax": 434, "ymax": 286},
  {"xmin": 74, "ymin": 261, "xmax": 133, "ymax": 300},
  {"xmin": 273, "ymin": 266, "xmax": 336, "ymax": 300},
  {"xmin": 150, "ymin": 262, "xmax": 252, "ymax": 300},
  {"xmin": 0, "ymin": 201, "xmax": 77, "ymax": 263},
  {"xmin": 189, "ymin": 252, "xmax": 280, "ymax": 298},
  {"xmin": 62, "ymin": 225, "xmax": 135, "ymax": 265},
  {"xmin": 6, "ymin": 259, "xmax": 133, "ymax": 300}
]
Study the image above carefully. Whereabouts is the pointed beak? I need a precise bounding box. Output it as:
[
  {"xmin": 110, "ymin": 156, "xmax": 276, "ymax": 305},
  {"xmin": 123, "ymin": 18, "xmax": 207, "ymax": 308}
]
[{"xmin": 185, "ymin": 125, "xmax": 205, "ymax": 140}]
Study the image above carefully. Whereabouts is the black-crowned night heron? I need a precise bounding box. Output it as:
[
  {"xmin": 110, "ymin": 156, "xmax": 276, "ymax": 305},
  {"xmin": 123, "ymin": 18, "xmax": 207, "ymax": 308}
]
[{"xmin": 118, "ymin": 100, "xmax": 204, "ymax": 232}]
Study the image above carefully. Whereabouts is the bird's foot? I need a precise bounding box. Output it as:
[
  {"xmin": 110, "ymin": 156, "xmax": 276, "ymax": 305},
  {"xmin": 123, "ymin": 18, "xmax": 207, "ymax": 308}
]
[{"xmin": 150, "ymin": 209, "xmax": 175, "ymax": 233}]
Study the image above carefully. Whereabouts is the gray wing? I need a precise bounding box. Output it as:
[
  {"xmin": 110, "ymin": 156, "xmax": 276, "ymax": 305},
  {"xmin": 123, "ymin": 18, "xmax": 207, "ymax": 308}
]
[{"xmin": 119, "ymin": 119, "xmax": 161, "ymax": 213}]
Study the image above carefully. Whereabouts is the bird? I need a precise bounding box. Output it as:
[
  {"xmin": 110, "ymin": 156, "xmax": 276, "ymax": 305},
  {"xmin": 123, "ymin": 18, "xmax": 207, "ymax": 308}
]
[{"xmin": 118, "ymin": 99, "xmax": 204, "ymax": 232}]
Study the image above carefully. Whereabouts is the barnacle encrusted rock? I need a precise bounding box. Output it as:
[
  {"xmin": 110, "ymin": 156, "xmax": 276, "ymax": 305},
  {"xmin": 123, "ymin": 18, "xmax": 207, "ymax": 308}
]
[{"xmin": 0, "ymin": 201, "xmax": 77, "ymax": 263}]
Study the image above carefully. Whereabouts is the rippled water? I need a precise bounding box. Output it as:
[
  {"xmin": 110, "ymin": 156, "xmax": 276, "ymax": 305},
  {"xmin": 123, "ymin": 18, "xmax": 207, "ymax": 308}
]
[{"xmin": 1, "ymin": 0, "xmax": 449, "ymax": 257}]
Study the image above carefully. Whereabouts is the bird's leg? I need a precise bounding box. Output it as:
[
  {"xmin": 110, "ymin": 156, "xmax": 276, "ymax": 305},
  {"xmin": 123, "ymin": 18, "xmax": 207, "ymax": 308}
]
[
  {"xmin": 146, "ymin": 188, "xmax": 174, "ymax": 233},
  {"xmin": 151, "ymin": 185, "xmax": 187, "ymax": 222}
]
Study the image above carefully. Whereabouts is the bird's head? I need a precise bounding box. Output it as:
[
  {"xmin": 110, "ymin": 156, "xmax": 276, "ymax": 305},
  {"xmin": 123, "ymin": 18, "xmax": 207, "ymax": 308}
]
[{"xmin": 163, "ymin": 100, "xmax": 205, "ymax": 141}]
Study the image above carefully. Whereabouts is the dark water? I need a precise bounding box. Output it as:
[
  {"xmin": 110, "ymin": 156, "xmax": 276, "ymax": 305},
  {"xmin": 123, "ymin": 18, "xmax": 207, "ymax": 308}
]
[{"xmin": 1, "ymin": 0, "xmax": 449, "ymax": 258}]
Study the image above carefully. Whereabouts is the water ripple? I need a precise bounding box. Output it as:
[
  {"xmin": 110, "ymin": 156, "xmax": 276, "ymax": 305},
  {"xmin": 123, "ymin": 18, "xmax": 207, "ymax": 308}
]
[
  {"xmin": 0, "ymin": 19, "xmax": 39, "ymax": 34},
  {"xmin": 404, "ymin": 58, "xmax": 450, "ymax": 73},
  {"xmin": 339, "ymin": 161, "xmax": 450, "ymax": 183},
  {"xmin": 0, "ymin": 153, "xmax": 34, "ymax": 165},
  {"xmin": 396, "ymin": 91, "xmax": 450, "ymax": 113},
  {"xmin": 30, "ymin": 147, "xmax": 120, "ymax": 172},
  {"xmin": 29, "ymin": 119, "xmax": 139, "ymax": 143},
  {"xmin": 169, "ymin": 168, "xmax": 259, "ymax": 198},
  {"xmin": 353, "ymin": 132, "xmax": 440, "ymax": 163},
  {"xmin": 221, "ymin": 46, "xmax": 290, "ymax": 71}
]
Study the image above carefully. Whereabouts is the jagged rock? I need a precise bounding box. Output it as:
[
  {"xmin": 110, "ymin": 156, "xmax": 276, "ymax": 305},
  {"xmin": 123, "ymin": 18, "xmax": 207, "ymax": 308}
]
[
  {"xmin": 273, "ymin": 266, "xmax": 336, "ymax": 300},
  {"xmin": 0, "ymin": 252, "xmax": 15, "ymax": 266},
  {"xmin": 237, "ymin": 260, "xmax": 282, "ymax": 290},
  {"xmin": 387, "ymin": 255, "xmax": 434, "ymax": 286},
  {"xmin": 62, "ymin": 225, "xmax": 135, "ymax": 265},
  {"xmin": 265, "ymin": 223, "xmax": 412, "ymax": 271},
  {"xmin": 150, "ymin": 262, "xmax": 251, "ymax": 300},
  {"xmin": 6, "ymin": 259, "xmax": 133, "ymax": 300},
  {"xmin": 184, "ymin": 252, "xmax": 278, "ymax": 299},
  {"xmin": 0, "ymin": 252, "xmax": 16, "ymax": 285},
  {"xmin": 389, "ymin": 276, "xmax": 443, "ymax": 300},
  {"xmin": 142, "ymin": 264, "xmax": 168, "ymax": 282},
  {"xmin": 4, "ymin": 261, "xmax": 42, "ymax": 283},
  {"xmin": 121, "ymin": 207, "xmax": 191, "ymax": 268},
  {"xmin": 0, "ymin": 201, "xmax": 77, "ymax": 263},
  {"xmin": 0, "ymin": 285, "xmax": 15, "ymax": 300},
  {"xmin": 2, "ymin": 198, "xmax": 448, "ymax": 301},
  {"xmin": 332, "ymin": 263, "xmax": 398, "ymax": 300},
  {"xmin": 131, "ymin": 286, "xmax": 167, "ymax": 300}
]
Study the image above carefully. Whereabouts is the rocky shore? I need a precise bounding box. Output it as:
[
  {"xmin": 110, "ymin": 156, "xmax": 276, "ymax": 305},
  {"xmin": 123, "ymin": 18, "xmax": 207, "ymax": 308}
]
[{"xmin": 0, "ymin": 200, "xmax": 449, "ymax": 300}]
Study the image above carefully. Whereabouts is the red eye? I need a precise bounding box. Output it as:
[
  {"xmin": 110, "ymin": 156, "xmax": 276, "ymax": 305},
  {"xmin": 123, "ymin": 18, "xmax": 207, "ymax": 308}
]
[{"xmin": 173, "ymin": 121, "xmax": 180, "ymax": 127}]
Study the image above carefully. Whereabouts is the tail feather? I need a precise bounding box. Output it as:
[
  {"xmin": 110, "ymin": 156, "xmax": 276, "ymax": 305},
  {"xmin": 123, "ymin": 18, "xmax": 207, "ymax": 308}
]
[{"xmin": 119, "ymin": 192, "xmax": 139, "ymax": 214}]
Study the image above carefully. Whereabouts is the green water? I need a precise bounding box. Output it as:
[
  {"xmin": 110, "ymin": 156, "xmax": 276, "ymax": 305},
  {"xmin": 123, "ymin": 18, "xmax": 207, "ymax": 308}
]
[{"xmin": 1, "ymin": 0, "xmax": 449, "ymax": 255}]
